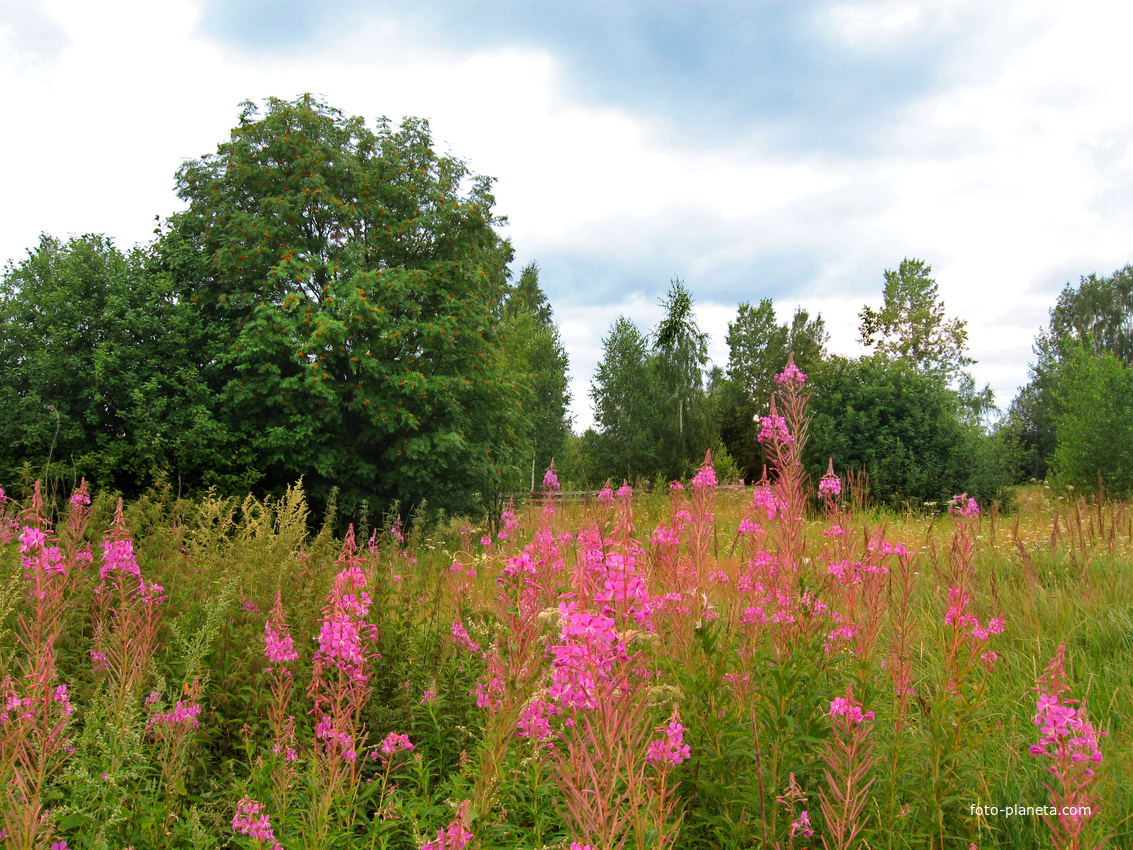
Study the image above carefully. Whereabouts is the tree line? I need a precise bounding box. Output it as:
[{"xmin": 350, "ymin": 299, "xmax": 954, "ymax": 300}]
[{"xmin": 2, "ymin": 96, "xmax": 1129, "ymax": 521}]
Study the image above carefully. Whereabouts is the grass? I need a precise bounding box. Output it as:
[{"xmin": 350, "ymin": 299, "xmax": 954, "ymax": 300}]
[{"xmin": 0, "ymin": 476, "xmax": 1130, "ymax": 850}]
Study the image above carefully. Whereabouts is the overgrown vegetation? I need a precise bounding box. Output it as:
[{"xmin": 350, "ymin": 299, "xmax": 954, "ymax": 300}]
[{"xmin": 1, "ymin": 365, "xmax": 1129, "ymax": 849}]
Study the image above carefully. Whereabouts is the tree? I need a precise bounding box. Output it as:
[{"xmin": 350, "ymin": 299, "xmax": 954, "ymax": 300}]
[
  {"xmin": 502, "ymin": 262, "xmax": 572, "ymax": 488},
  {"xmin": 588, "ymin": 316, "xmax": 665, "ymax": 483},
  {"xmin": 0, "ymin": 234, "xmax": 244, "ymax": 493},
  {"xmin": 806, "ymin": 355, "xmax": 1010, "ymax": 507},
  {"xmin": 506, "ymin": 261, "xmax": 553, "ymax": 326},
  {"xmin": 1005, "ymin": 265, "xmax": 1133, "ymax": 480},
  {"xmin": 859, "ymin": 258, "xmax": 972, "ymax": 380},
  {"xmin": 1050, "ymin": 345, "xmax": 1133, "ymax": 497},
  {"xmin": 719, "ymin": 299, "xmax": 828, "ymax": 479},
  {"xmin": 651, "ymin": 278, "xmax": 713, "ymax": 479},
  {"xmin": 157, "ymin": 95, "xmax": 526, "ymax": 516}
]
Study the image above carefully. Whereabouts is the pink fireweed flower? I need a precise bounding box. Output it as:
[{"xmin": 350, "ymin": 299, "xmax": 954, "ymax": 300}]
[
  {"xmin": 819, "ymin": 459, "xmax": 842, "ymax": 499},
  {"xmin": 691, "ymin": 456, "xmax": 717, "ymax": 490},
  {"xmin": 148, "ymin": 698, "xmax": 202, "ymax": 731},
  {"xmin": 517, "ymin": 699, "xmax": 558, "ymax": 741},
  {"xmin": 775, "ymin": 360, "xmax": 807, "ymax": 387},
  {"xmin": 758, "ymin": 413, "xmax": 794, "ymax": 444},
  {"xmin": 376, "ymin": 732, "xmax": 414, "ymax": 759},
  {"xmin": 948, "ymin": 493, "xmax": 980, "ymax": 517},
  {"xmin": 265, "ymin": 619, "xmax": 299, "ymax": 665},
  {"xmin": 597, "ymin": 481, "xmax": 615, "ymax": 503},
  {"xmin": 829, "ymin": 696, "xmax": 874, "ymax": 725},
  {"xmin": 18, "ymin": 525, "xmax": 46, "ymax": 554},
  {"xmin": 790, "ymin": 810, "xmax": 815, "ymax": 838},
  {"xmin": 317, "ymin": 614, "xmax": 365, "ymax": 667},
  {"xmin": 420, "ymin": 800, "xmax": 472, "ymax": 850},
  {"xmin": 69, "ymin": 483, "xmax": 91, "ymax": 507},
  {"xmin": 751, "ymin": 484, "xmax": 785, "ymax": 519},
  {"xmin": 542, "ymin": 464, "xmax": 561, "ymax": 492},
  {"xmin": 646, "ymin": 709, "xmax": 691, "ymax": 766},
  {"xmin": 451, "ymin": 619, "xmax": 481, "ymax": 653},
  {"xmin": 232, "ymin": 796, "xmax": 282, "ymax": 849},
  {"xmin": 616, "ymin": 483, "xmax": 633, "ymax": 500},
  {"xmin": 421, "ymin": 687, "xmax": 438, "ymax": 706},
  {"xmin": 670, "ymin": 479, "xmax": 685, "ymax": 491}
]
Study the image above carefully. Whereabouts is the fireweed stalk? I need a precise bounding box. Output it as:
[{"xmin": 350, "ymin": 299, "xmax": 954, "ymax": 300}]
[
  {"xmin": 263, "ymin": 590, "xmax": 301, "ymax": 816},
  {"xmin": 819, "ymin": 688, "xmax": 877, "ymax": 850},
  {"xmin": 91, "ymin": 499, "xmax": 165, "ymax": 718},
  {"xmin": 550, "ymin": 511, "xmax": 686, "ymax": 850},
  {"xmin": 758, "ymin": 357, "xmax": 812, "ymax": 583},
  {"xmin": 146, "ymin": 677, "xmax": 203, "ymax": 831},
  {"xmin": 1, "ymin": 481, "xmax": 87, "ymax": 849},
  {"xmin": 1030, "ymin": 644, "xmax": 1107, "ymax": 850},
  {"xmin": 305, "ymin": 526, "xmax": 380, "ymax": 845},
  {"xmin": 926, "ymin": 494, "xmax": 1004, "ymax": 846}
]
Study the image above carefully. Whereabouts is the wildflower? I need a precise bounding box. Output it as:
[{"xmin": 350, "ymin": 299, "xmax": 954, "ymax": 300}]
[
  {"xmin": 542, "ymin": 463, "xmax": 561, "ymax": 492},
  {"xmin": 790, "ymin": 810, "xmax": 815, "ymax": 838},
  {"xmin": 264, "ymin": 618, "xmax": 299, "ymax": 665},
  {"xmin": 517, "ymin": 699, "xmax": 558, "ymax": 740},
  {"xmin": 775, "ymin": 360, "xmax": 807, "ymax": 387},
  {"xmin": 376, "ymin": 732, "xmax": 414, "ymax": 760},
  {"xmin": 451, "ymin": 619, "xmax": 481, "ymax": 652},
  {"xmin": 421, "ymin": 687, "xmax": 438, "ymax": 706},
  {"xmin": 691, "ymin": 455, "xmax": 717, "ymax": 490},
  {"xmin": 758, "ymin": 413, "xmax": 794, "ymax": 445},
  {"xmin": 597, "ymin": 481, "xmax": 615, "ymax": 503},
  {"xmin": 420, "ymin": 800, "xmax": 472, "ymax": 850},
  {"xmin": 819, "ymin": 458, "xmax": 842, "ymax": 499},
  {"xmin": 646, "ymin": 708, "xmax": 690, "ymax": 766},
  {"xmin": 948, "ymin": 493, "xmax": 980, "ymax": 518},
  {"xmin": 232, "ymin": 796, "xmax": 281, "ymax": 849},
  {"xmin": 829, "ymin": 695, "xmax": 874, "ymax": 725}
]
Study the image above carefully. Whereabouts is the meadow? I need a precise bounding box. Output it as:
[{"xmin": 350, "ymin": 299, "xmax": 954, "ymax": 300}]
[{"xmin": 1, "ymin": 370, "xmax": 1130, "ymax": 850}]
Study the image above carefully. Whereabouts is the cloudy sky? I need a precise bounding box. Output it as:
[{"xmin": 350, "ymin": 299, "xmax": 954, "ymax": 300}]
[{"xmin": 4, "ymin": 0, "xmax": 1132, "ymax": 429}]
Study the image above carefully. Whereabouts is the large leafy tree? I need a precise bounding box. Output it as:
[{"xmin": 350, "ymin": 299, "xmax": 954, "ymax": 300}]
[
  {"xmin": 157, "ymin": 95, "xmax": 526, "ymax": 515},
  {"xmin": 0, "ymin": 234, "xmax": 243, "ymax": 493},
  {"xmin": 807, "ymin": 356, "xmax": 1010, "ymax": 507},
  {"xmin": 1004, "ymin": 266, "xmax": 1133, "ymax": 480},
  {"xmin": 1050, "ymin": 345, "xmax": 1133, "ymax": 497}
]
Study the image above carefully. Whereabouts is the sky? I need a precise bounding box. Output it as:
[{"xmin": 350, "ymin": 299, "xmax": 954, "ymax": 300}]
[{"xmin": 3, "ymin": 0, "xmax": 1133, "ymax": 430}]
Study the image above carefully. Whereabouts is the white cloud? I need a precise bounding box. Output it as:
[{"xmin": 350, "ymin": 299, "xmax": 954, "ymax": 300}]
[{"xmin": 4, "ymin": 0, "xmax": 1133, "ymax": 429}]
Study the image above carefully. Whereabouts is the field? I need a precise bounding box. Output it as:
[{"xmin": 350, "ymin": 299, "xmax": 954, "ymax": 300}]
[{"xmin": 1, "ymin": 457, "xmax": 1131, "ymax": 849}]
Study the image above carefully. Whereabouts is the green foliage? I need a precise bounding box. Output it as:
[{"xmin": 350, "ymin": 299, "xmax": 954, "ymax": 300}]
[
  {"xmin": 0, "ymin": 234, "xmax": 248, "ymax": 495},
  {"xmin": 501, "ymin": 262, "xmax": 572, "ymax": 487},
  {"xmin": 718, "ymin": 299, "xmax": 828, "ymax": 480},
  {"xmin": 1051, "ymin": 345, "xmax": 1133, "ymax": 497},
  {"xmin": 588, "ymin": 281, "xmax": 718, "ymax": 485},
  {"xmin": 157, "ymin": 95, "xmax": 526, "ymax": 518},
  {"xmin": 807, "ymin": 356, "xmax": 1011, "ymax": 507},
  {"xmin": 587, "ymin": 316, "xmax": 667, "ymax": 483},
  {"xmin": 858, "ymin": 258, "xmax": 972, "ymax": 381},
  {"xmin": 1008, "ymin": 265, "xmax": 1133, "ymax": 481},
  {"xmin": 651, "ymin": 279, "xmax": 715, "ymax": 480}
]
